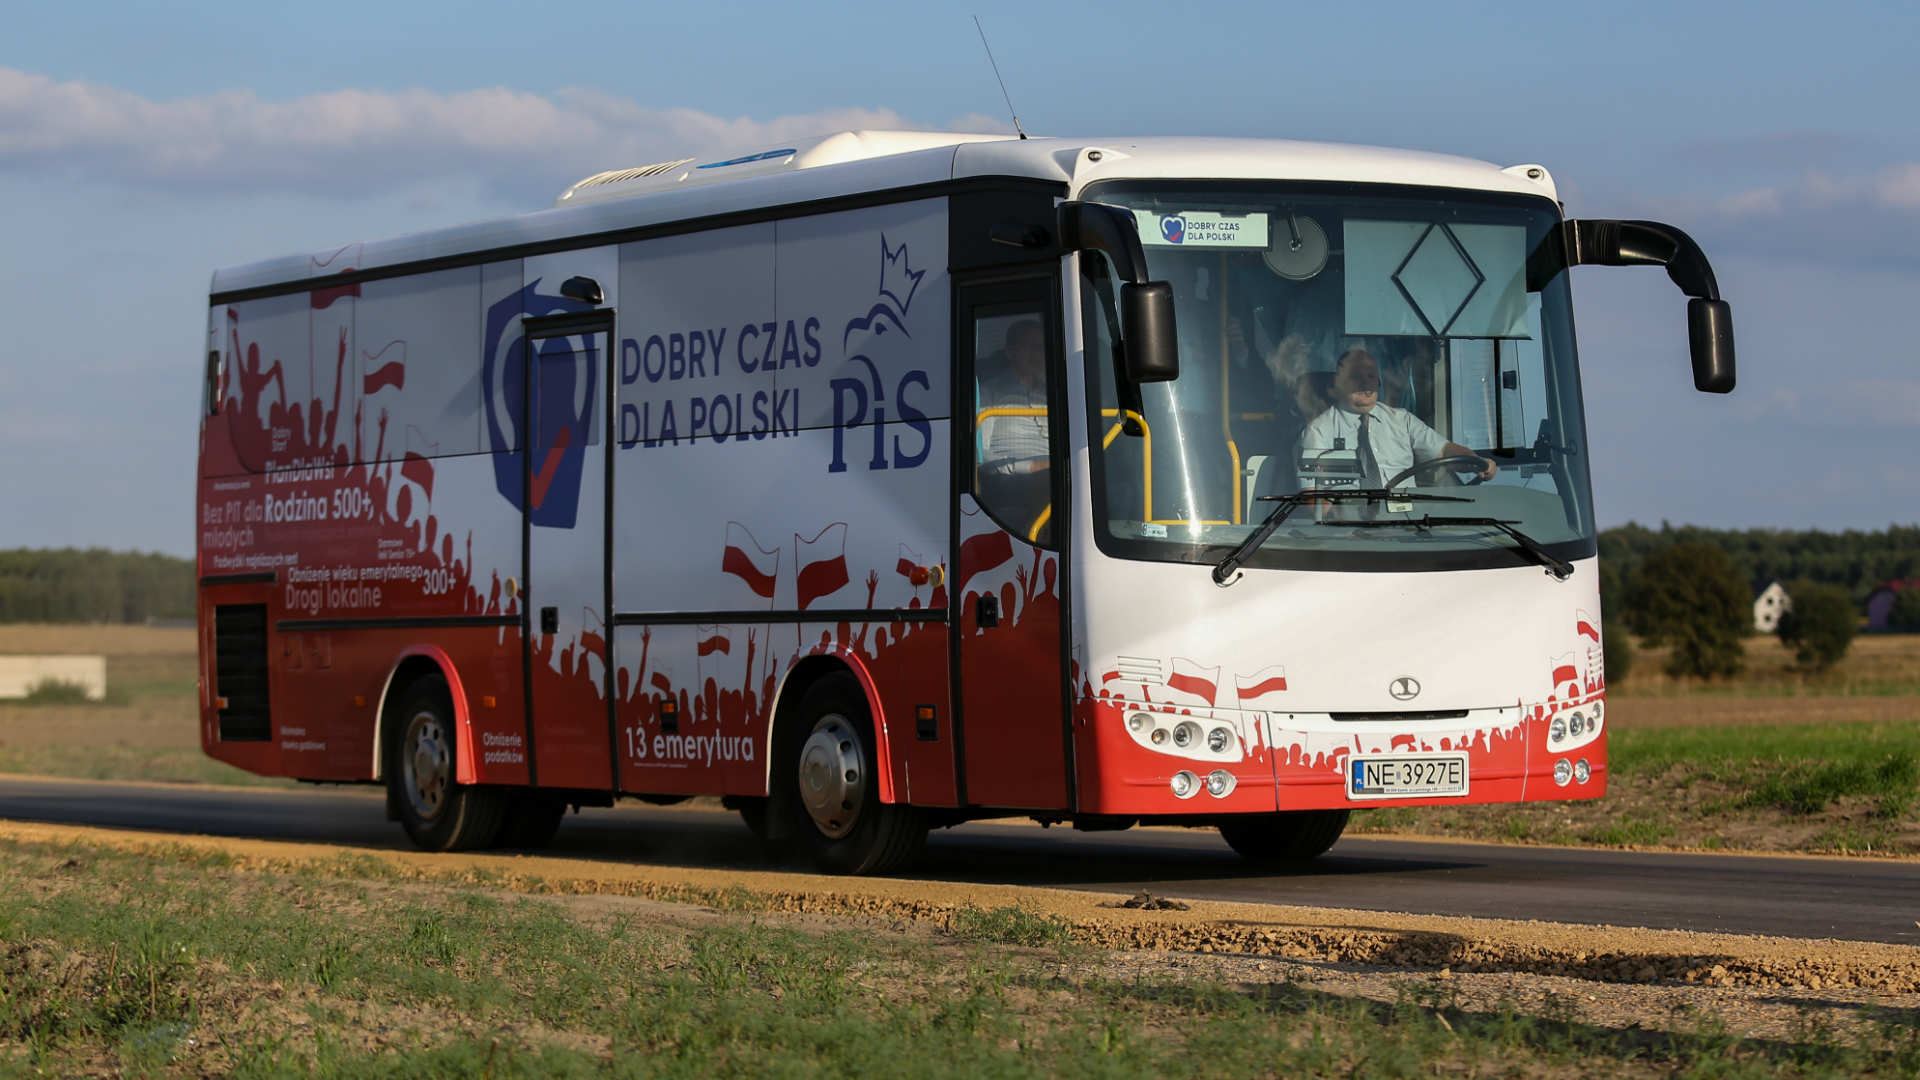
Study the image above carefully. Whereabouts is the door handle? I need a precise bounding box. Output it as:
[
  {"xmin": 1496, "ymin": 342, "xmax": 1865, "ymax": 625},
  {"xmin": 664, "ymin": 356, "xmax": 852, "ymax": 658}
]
[
  {"xmin": 976, "ymin": 593, "xmax": 998, "ymax": 628},
  {"xmin": 540, "ymin": 606, "xmax": 558, "ymax": 634}
]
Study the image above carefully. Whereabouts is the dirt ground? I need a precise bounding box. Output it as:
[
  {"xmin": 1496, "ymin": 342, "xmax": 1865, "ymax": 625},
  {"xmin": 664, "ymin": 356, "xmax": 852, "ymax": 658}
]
[{"xmin": 3, "ymin": 817, "xmax": 1915, "ymax": 1047}]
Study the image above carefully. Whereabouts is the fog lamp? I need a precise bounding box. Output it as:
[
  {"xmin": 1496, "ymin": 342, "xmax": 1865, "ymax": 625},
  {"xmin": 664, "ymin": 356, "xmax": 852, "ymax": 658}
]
[
  {"xmin": 1170, "ymin": 770, "xmax": 1200, "ymax": 799},
  {"xmin": 1573, "ymin": 759, "xmax": 1591, "ymax": 785},
  {"xmin": 1553, "ymin": 759, "xmax": 1572, "ymax": 786},
  {"xmin": 1205, "ymin": 770, "xmax": 1236, "ymax": 798}
]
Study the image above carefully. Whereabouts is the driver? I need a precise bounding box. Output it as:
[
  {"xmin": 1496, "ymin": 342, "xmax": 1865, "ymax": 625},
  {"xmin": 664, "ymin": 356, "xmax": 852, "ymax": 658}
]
[{"xmin": 1299, "ymin": 347, "xmax": 1495, "ymax": 487}]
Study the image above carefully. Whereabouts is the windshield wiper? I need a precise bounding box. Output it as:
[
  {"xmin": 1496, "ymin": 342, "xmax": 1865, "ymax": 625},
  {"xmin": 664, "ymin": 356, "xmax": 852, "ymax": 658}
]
[
  {"xmin": 1211, "ymin": 489, "xmax": 1470, "ymax": 585},
  {"xmin": 1327, "ymin": 515, "xmax": 1575, "ymax": 581}
]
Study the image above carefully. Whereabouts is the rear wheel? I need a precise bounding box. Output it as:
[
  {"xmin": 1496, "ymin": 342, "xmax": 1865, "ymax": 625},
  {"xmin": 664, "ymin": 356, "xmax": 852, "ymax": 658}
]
[
  {"xmin": 781, "ymin": 673, "xmax": 925, "ymax": 874},
  {"xmin": 1218, "ymin": 809, "xmax": 1350, "ymax": 862},
  {"xmin": 388, "ymin": 674, "xmax": 505, "ymax": 852}
]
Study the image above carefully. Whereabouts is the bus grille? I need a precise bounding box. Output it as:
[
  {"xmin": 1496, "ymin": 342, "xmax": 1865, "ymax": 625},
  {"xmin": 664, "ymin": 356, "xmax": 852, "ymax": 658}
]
[{"xmin": 214, "ymin": 604, "xmax": 272, "ymax": 741}]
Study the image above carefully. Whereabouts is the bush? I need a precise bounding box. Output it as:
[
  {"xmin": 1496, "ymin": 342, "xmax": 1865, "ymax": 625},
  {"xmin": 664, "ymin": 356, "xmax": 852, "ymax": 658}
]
[
  {"xmin": 21, "ymin": 679, "xmax": 93, "ymax": 705},
  {"xmin": 1888, "ymin": 589, "xmax": 1920, "ymax": 632},
  {"xmin": 1777, "ymin": 581, "xmax": 1857, "ymax": 671},
  {"xmin": 1628, "ymin": 541, "xmax": 1749, "ymax": 679},
  {"xmin": 1601, "ymin": 618, "xmax": 1634, "ymax": 686}
]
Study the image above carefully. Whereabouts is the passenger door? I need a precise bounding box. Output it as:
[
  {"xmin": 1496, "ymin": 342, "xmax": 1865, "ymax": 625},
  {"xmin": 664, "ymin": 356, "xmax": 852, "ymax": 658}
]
[{"xmin": 951, "ymin": 277, "xmax": 1072, "ymax": 810}]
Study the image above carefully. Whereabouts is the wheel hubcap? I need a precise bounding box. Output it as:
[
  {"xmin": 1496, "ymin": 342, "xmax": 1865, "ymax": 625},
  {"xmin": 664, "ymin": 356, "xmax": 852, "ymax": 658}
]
[
  {"xmin": 797, "ymin": 713, "xmax": 864, "ymax": 839},
  {"xmin": 402, "ymin": 710, "xmax": 450, "ymax": 821}
]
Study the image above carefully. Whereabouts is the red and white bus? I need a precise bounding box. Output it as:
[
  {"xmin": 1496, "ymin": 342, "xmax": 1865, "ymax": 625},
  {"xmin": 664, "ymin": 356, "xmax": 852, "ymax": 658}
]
[{"xmin": 198, "ymin": 131, "xmax": 1734, "ymax": 871}]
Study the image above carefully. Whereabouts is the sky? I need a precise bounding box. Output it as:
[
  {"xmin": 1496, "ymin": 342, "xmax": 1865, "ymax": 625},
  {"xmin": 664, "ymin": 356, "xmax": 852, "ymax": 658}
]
[{"xmin": 3, "ymin": 0, "xmax": 1916, "ymax": 556}]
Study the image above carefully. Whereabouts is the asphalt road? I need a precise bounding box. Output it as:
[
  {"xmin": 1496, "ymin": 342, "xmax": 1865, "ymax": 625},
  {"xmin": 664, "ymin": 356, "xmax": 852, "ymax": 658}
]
[{"xmin": 2, "ymin": 777, "xmax": 1914, "ymax": 945}]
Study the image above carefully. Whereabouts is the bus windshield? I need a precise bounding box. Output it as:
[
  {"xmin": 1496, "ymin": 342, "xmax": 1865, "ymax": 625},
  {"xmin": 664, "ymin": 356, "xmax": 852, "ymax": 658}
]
[{"xmin": 1081, "ymin": 181, "xmax": 1595, "ymax": 574}]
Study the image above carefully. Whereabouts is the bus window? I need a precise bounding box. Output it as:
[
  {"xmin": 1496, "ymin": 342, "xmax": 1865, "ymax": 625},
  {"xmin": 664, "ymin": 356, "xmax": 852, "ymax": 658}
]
[{"xmin": 971, "ymin": 307, "xmax": 1054, "ymax": 546}]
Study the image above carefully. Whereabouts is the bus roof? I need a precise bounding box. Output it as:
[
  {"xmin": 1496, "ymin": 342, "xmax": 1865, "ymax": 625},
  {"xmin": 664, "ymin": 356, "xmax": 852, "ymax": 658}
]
[{"xmin": 209, "ymin": 132, "xmax": 1559, "ymax": 298}]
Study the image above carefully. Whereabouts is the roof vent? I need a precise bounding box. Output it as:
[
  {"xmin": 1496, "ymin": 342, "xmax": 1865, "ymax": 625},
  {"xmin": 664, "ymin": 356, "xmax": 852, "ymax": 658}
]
[{"xmin": 572, "ymin": 158, "xmax": 696, "ymax": 190}]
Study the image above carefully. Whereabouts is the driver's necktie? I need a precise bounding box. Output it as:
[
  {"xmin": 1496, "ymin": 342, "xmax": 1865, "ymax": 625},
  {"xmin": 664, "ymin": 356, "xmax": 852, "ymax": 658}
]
[{"xmin": 1356, "ymin": 413, "xmax": 1381, "ymax": 488}]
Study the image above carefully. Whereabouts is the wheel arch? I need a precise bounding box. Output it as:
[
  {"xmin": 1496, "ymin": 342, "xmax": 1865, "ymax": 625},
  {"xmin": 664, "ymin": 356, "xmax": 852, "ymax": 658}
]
[
  {"xmin": 762, "ymin": 648, "xmax": 897, "ymax": 803},
  {"xmin": 371, "ymin": 646, "xmax": 478, "ymax": 785}
]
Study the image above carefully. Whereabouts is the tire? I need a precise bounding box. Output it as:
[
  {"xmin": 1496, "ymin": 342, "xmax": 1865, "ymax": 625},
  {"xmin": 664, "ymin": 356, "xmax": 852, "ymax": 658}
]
[
  {"xmin": 387, "ymin": 674, "xmax": 506, "ymax": 852},
  {"xmin": 493, "ymin": 791, "xmax": 566, "ymax": 850},
  {"xmin": 779, "ymin": 673, "xmax": 925, "ymax": 875},
  {"xmin": 1218, "ymin": 809, "xmax": 1351, "ymax": 862}
]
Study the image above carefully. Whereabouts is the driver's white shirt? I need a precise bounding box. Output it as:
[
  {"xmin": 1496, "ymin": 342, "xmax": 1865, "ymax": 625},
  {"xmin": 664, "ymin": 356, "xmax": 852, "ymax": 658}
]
[{"xmin": 1299, "ymin": 402, "xmax": 1449, "ymax": 484}]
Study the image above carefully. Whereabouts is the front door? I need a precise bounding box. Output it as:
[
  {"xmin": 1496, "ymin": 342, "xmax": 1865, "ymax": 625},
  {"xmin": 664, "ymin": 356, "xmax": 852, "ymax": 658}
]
[
  {"xmin": 952, "ymin": 277, "xmax": 1071, "ymax": 810},
  {"xmin": 521, "ymin": 310, "xmax": 614, "ymax": 792}
]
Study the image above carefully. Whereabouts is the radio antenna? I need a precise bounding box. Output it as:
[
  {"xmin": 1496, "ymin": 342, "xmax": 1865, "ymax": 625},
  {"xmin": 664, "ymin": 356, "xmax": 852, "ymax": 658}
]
[{"xmin": 972, "ymin": 16, "xmax": 1027, "ymax": 140}]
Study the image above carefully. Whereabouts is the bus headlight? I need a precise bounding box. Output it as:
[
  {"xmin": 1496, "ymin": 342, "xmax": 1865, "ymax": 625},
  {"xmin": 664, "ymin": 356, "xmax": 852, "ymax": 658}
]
[
  {"xmin": 1172, "ymin": 721, "xmax": 1200, "ymax": 749},
  {"xmin": 1127, "ymin": 711, "xmax": 1152, "ymax": 733},
  {"xmin": 1553, "ymin": 759, "xmax": 1572, "ymax": 786},
  {"xmin": 1550, "ymin": 716, "xmax": 1568, "ymax": 743},
  {"xmin": 1568, "ymin": 711, "xmax": 1586, "ymax": 736},
  {"xmin": 1171, "ymin": 771, "xmax": 1200, "ymax": 799},
  {"xmin": 1150, "ymin": 727, "xmax": 1168, "ymax": 745},
  {"xmin": 1206, "ymin": 726, "xmax": 1233, "ymax": 754},
  {"xmin": 1573, "ymin": 759, "xmax": 1591, "ymax": 785},
  {"xmin": 1205, "ymin": 770, "xmax": 1236, "ymax": 798}
]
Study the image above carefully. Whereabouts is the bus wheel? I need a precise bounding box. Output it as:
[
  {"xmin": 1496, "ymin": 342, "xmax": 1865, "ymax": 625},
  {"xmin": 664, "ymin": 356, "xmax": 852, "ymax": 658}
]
[
  {"xmin": 783, "ymin": 673, "xmax": 925, "ymax": 875},
  {"xmin": 389, "ymin": 674, "xmax": 505, "ymax": 852},
  {"xmin": 1217, "ymin": 809, "xmax": 1351, "ymax": 861},
  {"xmin": 494, "ymin": 792, "xmax": 566, "ymax": 850}
]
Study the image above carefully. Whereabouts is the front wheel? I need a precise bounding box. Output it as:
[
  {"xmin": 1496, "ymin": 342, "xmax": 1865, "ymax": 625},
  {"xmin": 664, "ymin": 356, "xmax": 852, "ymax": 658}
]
[
  {"xmin": 1218, "ymin": 809, "xmax": 1350, "ymax": 862},
  {"xmin": 781, "ymin": 673, "xmax": 925, "ymax": 875},
  {"xmin": 388, "ymin": 674, "xmax": 506, "ymax": 852}
]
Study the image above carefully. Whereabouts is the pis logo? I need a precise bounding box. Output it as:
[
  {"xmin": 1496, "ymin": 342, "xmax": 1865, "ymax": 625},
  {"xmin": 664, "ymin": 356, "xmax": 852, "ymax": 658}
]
[
  {"xmin": 1160, "ymin": 215, "xmax": 1186, "ymax": 244},
  {"xmin": 483, "ymin": 281, "xmax": 598, "ymax": 528}
]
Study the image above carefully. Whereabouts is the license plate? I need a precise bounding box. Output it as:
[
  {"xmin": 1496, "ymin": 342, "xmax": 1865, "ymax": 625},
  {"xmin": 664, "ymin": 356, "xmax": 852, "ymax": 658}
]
[{"xmin": 1348, "ymin": 754, "xmax": 1468, "ymax": 799}]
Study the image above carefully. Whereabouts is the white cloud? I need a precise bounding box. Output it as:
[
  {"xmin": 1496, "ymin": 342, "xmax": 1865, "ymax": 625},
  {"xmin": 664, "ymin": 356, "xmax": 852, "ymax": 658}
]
[
  {"xmin": 0, "ymin": 68, "xmax": 944, "ymax": 200},
  {"xmin": 1711, "ymin": 162, "xmax": 1920, "ymax": 219}
]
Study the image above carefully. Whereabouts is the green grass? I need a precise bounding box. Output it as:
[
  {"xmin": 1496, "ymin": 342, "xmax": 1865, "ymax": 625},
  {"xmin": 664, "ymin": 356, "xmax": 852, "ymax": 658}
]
[
  {"xmin": 1355, "ymin": 719, "xmax": 1920, "ymax": 855},
  {"xmin": 0, "ymin": 743, "xmax": 295, "ymax": 787},
  {"xmin": 4, "ymin": 837, "xmax": 1919, "ymax": 1078}
]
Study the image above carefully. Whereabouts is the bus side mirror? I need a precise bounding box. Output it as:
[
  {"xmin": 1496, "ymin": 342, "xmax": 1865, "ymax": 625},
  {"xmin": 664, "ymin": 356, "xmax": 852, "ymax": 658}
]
[
  {"xmin": 1531, "ymin": 218, "xmax": 1736, "ymax": 394},
  {"xmin": 1059, "ymin": 200, "xmax": 1181, "ymax": 384},
  {"xmin": 1121, "ymin": 282, "xmax": 1179, "ymax": 382},
  {"xmin": 1688, "ymin": 299, "xmax": 1735, "ymax": 394}
]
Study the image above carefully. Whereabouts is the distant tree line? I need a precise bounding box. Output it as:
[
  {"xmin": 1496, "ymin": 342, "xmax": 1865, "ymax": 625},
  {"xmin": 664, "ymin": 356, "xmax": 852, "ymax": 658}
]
[
  {"xmin": 0, "ymin": 549, "xmax": 194, "ymax": 623},
  {"xmin": 1598, "ymin": 522, "xmax": 1920, "ymax": 611},
  {"xmin": 1596, "ymin": 524, "xmax": 1919, "ymax": 678}
]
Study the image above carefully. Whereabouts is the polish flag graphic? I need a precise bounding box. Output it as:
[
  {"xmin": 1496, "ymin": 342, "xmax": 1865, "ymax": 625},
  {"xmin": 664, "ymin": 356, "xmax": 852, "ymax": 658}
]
[
  {"xmin": 794, "ymin": 523, "xmax": 851, "ymax": 610},
  {"xmin": 895, "ymin": 543, "xmax": 930, "ymax": 586},
  {"xmin": 399, "ymin": 452, "xmax": 435, "ymax": 502},
  {"xmin": 721, "ymin": 522, "xmax": 779, "ymax": 602},
  {"xmin": 1550, "ymin": 654, "xmax": 1580, "ymax": 696},
  {"xmin": 957, "ymin": 530, "xmax": 1014, "ymax": 590},
  {"xmin": 1234, "ymin": 665, "xmax": 1289, "ymax": 707},
  {"xmin": 1165, "ymin": 657, "xmax": 1220, "ymax": 707},
  {"xmin": 362, "ymin": 341, "xmax": 406, "ymax": 395},
  {"xmin": 579, "ymin": 608, "xmax": 607, "ymax": 657},
  {"xmin": 650, "ymin": 670, "xmax": 674, "ymax": 696},
  {"xmin": 1576, "ymin": 611, "xmax": 1601, "ymax": 643},
  {"xmin": 696, "ymin": 626, "xmax": 731, "ymax": 656}
]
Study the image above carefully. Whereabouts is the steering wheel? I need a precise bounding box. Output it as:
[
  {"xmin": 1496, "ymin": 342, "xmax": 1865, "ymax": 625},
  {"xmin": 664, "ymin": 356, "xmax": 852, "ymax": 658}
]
[{"xmin": 1386, "ymin": 454, "xmax": 1490, "ymax": 490}]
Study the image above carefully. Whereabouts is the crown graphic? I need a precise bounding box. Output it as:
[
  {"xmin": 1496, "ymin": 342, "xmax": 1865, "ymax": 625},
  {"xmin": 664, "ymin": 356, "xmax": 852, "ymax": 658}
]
[{"xmin": 877, "ymin": 235, "xmax": 924, "ymax": 315}]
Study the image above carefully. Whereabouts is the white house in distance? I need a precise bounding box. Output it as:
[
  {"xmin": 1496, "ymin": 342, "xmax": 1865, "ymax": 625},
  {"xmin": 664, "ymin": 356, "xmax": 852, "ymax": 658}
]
[{"xmin": 1753, "ymin": 581, "xmax": 1792, "ymax": 633}]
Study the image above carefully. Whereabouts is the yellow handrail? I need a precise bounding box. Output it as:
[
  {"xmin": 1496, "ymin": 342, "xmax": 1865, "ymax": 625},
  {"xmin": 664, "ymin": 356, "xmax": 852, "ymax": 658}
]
[{"xmin": 1097, "ymin": 409, "xmax": 1152, "ymax": 521}]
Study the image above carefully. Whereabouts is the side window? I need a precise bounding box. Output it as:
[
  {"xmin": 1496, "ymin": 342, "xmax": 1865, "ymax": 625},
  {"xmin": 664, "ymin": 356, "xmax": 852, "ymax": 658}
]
[{"xmin": 970, "ymin": 304, "xmax": 1054, "ymax": 546}]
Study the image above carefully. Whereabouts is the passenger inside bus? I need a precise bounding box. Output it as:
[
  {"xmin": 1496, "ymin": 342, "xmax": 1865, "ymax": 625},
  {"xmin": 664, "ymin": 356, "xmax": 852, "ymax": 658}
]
[{"xmin": 974, "ymin": 317, "xmax": 1053, "ymax": 541}]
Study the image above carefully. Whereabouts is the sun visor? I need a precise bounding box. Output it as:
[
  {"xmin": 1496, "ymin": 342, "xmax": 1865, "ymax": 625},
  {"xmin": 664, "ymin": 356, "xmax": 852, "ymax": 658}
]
[{"xmin": 1344, "ymin": 221, "xmax": 1530, "ymax": 338}]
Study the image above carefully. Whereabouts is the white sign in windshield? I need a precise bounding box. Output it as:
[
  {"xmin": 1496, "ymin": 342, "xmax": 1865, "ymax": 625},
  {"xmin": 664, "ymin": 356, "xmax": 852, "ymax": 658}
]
[{"xmin": 1135, "ymin": 210, "xmax": 1269, "ymax": 249}]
